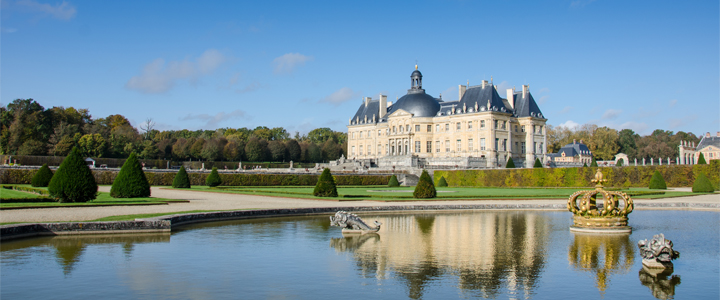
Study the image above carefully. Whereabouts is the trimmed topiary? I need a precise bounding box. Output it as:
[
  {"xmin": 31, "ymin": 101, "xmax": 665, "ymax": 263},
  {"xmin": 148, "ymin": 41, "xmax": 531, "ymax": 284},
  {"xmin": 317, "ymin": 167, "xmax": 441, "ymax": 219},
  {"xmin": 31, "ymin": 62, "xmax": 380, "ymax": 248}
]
[
  {"xmin": 48, "ymin": 147, "xmax": 97, "ymax": 203},
  {"xmin": 590, "ymin": 157, "xmax": 598, "ymax": 167},
  {"xmin": 692, "ymin": 173, "xmax": 715, "ymax": 193},
  {"xmin": 583, "ymin": 163, "xmax": 588, "ymax": 167},
  {"xmin": 110, "ymin": 153, "xmax": 151, "ymax": 198},
  {"xmin": 388, "ymin": 174, "xmax": 400, "ymax": 187},
  {"xmin": 697, "ymin": 152, "xmax": 707, "ymax": 165},
  {"xmin": 314, "ymin": 168, "xmax": 338, "ymax": 197},
  {"xmin": 172, "ymin": 166, "xmax": 191, "ymax": 188},
  {"xmin": 413, "ymin": 170, "xmax": 436, "ymax": 199},
  {"xmin": 534, "ymin": 158, "xmax": 543, "ymax": 168},
  {"xmin": 31, "ymin": 164, "xmax": 54, "ymax": 187},
  {"xmin": 648, "ymin": 170, "xmax": 667, "ymax": 190},
  {"xmin": 206, "ymin": 167, "xmax": 222, "ymax": 187},
  {"xmin": 617, "ymin": 158, "xmax": 624, "ymax": 167},
  {"xmin": 437, "ymin": 176, "xmax": 448, "ymax": 187},
  {"xmin": 506, "ymin": 157, "xmax": 515, "ymax": 168}
]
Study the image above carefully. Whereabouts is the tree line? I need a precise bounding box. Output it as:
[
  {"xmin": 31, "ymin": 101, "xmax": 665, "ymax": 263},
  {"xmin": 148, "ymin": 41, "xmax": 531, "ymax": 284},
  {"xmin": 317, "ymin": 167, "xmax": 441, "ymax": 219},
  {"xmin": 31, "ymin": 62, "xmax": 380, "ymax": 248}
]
[
  {"xmin": 546, "ymin": 123, "xmax": 702, "ymax": 161},
  {"xmin": 1, "ymin": 99, "xmax": 347, "ymax": 162}
]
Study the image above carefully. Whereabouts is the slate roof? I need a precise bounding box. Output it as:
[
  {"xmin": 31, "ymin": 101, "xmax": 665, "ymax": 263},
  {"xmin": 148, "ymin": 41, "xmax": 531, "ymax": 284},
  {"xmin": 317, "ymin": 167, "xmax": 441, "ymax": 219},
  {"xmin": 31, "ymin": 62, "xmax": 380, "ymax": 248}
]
[
  {"xmin": 350, "ymin": 100, "xmax": 382, "ymax": 125},
  {"xmin": 458, "ymin": 84, "xmax": 510, "ymax": 114},
  {"xmin": 548, "ymin": 141, "xmax": 592, "ymax": 158},
  {"xmin": 696, "ymin": 135, "xmax": 720, "ymax": 150},
  {"xmin": 386, "ymin": 92, "xmax": 441, "ymax": 118},
  {"xmin": 511, "ymin": 91, "xmax": 545, "ymax": 119}
]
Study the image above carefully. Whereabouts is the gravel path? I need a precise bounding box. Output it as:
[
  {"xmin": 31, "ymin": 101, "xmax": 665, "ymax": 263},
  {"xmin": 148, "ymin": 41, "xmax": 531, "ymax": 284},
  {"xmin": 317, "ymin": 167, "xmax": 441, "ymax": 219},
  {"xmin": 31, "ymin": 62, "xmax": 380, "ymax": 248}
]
[{"xmin": 1, "ymin": 186, "xmax": 717, "ymax": 223}]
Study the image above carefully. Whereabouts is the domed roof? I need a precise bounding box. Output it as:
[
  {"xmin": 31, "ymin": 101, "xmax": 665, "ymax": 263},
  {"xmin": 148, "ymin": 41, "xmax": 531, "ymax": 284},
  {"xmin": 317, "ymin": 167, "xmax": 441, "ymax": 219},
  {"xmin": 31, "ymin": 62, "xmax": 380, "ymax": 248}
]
[
  {"xmin": 411, "ymin": 69, "xmax": 422, "ymax": 78},
  {"xmin": 387, "ymin": 92, "xmax": 440, "ymax": 118}
]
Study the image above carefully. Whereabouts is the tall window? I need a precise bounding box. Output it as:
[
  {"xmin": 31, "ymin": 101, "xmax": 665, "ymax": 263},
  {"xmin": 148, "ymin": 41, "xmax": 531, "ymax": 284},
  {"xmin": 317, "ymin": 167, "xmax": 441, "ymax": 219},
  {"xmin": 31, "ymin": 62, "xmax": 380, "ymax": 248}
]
[
  {"xmin": 445, "ymin": 140, "xmax": 450, "ymax": 152},
  {"xmin": 393, "ymin": 126, "xmax": 397, "ymax": 133},
  {"xmin": 481, "ymin": 120, "xmax": 485, "ymax": 128},
  {"xmin": 359, "ymin": 145, "xmax": 363, "ymax": 155},
  {"xmin": 521, "ymin": 125, "xmax": 525, "ymax": 132},
  {"xmin": 436, "ymin": 140, "xmax": 440, "ymax": 152},
  {"xmin": 468, "ymin": 139, "xmax": 474, "ymax": 151},
  {"xmin": 415, "ymin": 125, "xmax": 420, "ymax": 132},
  {"xmin": 445, "ymin": 123, "xmax": 449, "ymax": 131},
  {"xmin": 515, "ymin": 125, "xmax": 518, "ymax": 132},
  {"xmin": 351, "ymin": 146, "xmax": 355, "ymax": 156},
  {"xmin": 494, "ymin": 120, "xmax": 499, "ymax": 129},
  {"xmin": 406, "ymin": 125, "xmax": 410, "ymax": 132},
  {"xmin": 386, "ymin": 144, "xmax": 389, "ymax": 155},
  {"xmin": 534, "ymin": 142, "xmax": 537, "ymax": 153},
  {"xmin": 436, "ymin": 124, "xmax": 440, "ymax": 132},
  {"xmin": 352, "ymin": 132, "xmax": 355, "ymax": 139},
  {"xmin": 415, "ymin": 141, "xmax": 421, "ymax": 153},
  {"xmin": 378, "ymin": 130, "xmax": 382, "ymax": 136},
  {"xmin": 359, "ymin": 131, "xmax": 363, "ymax": 138},
  {"xmin": 456, "ymin": 122, "xmax": 461, "ymax": 130},
  {"xmin": 515, "ymin": 142, "xmax": 518, "ymax": 153},
  {"xmin": 502, "ymin": 121, "xmax": 506, "ymax": 130},
  {"xmin": 378, "ymin": 144, "xmax": 382, "ymax": 155},
  {"xmin": 481, "ymin": 138, "xmax": 486, "ymax": 150},
  {"xmin": 468, "ymin": 122, "xmax": 473, "ymax": 129},
  {"xmin": 540, "ymin": 142, "xmax": 544, "ymax": 154},
  {"xmin": 495, "ymin": 138, "xmax": 499, "ymax": 151},
  {"xmin": 427, "ymin": 141, "xmax": 432, "ymax": 153},
  {"xmin": 456, "ymin": 139, "xmax": 462, "ymax": 152},
  {"xmin": 503, "ymin": 139, "xmax": 507, "ymax": 151},
  {"xmin": 521, "ymin": 142, "xmax": 526, "ymax": 154},
  {"xmin": 427, "ymin": 125, "xmax": 432, "ymax": 132},
  {"xmin": 399, "ymin": 126, "xmax": 403, "ymax": 133}
]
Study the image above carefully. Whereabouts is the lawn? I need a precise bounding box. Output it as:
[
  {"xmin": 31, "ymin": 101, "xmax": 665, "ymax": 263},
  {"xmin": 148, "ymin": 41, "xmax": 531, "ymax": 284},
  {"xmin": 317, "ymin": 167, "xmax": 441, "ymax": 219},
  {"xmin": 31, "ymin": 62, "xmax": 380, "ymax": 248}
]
[
  {"xmin": 0, "ymin": 188, "xmax": 45, "ymax": 199},
  {"xmin": 1, "ymin": 185, "xmax": 185, "ymax": 208}
]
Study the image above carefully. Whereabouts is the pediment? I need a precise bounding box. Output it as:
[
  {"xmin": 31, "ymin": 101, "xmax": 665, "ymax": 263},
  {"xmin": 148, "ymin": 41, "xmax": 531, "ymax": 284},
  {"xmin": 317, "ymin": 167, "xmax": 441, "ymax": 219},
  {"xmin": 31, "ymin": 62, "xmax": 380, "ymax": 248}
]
[
  {"xmin": 698, "ymin": 145, "xmax": 719, "ymax": 152},
  {"xmin": 387, "ymin": 109, "xmax": 413, "ymax": 118}
]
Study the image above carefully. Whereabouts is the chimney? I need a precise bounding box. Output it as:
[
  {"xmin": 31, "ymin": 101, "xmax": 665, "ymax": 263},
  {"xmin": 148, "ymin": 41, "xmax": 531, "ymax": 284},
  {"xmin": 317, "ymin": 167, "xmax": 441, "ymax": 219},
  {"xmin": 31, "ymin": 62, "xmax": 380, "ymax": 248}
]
[
  {"xmin": 506, "ymin": 88, "xmax": 515, "ymax": 109},
  {"xmin": 573, "ymin": 139, "xmax": 576, "ymax": 144},
  {"xmin": 481, "ymin": 80, "xmax": 488, "ymax": 89},
  {"xmin": 459, "ymin": 85, "xmax": 467, "ymax": 100},
  {"xmin": 522, "ymin": 85, "xmax": 529, "ymax": 98},
  {"xmin": 717, "ymin": 131, "xmax": 720, "ymax": 137},
  {"xmin": 706, "ymin": 132, "xmax": 711, "ymax": 138},
  {"xmin": 379, "ymin": 95, "xmax": 387, "ymax": 118},
  {"xmin": 364, "ymin": 97, "xmax": 371, "ymax": 107}
]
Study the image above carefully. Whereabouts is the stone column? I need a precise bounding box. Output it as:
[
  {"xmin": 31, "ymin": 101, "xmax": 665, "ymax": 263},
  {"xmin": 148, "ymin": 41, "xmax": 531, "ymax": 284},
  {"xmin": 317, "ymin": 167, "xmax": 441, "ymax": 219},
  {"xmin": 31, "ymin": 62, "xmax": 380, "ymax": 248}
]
[{"xmin": 525, "ymin": 122, "xmax": 534, "ymax": 168}]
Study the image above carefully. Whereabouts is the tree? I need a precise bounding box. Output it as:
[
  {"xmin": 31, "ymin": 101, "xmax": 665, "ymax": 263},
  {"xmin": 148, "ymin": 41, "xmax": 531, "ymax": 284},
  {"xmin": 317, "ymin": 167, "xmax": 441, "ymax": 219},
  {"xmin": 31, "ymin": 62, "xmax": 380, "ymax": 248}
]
[
  {"xmin": 307, "ymin": 127, "xmax": 336, "ymax": 144},
  {"xmin": 590, "ymin": 157, "xmax": 598, "ymax": 167},
  {"xmin": 48, "ymin": 147, "xmax": 97, "ymax": 202},
  {"xmin": 617, "ymin": 129, "xmax": 639, "ymax": 158},
  {"xmin": 245, "ymin": 137, "xmax": 268, "ymax": 162},
  {"xmin": 437, "ymin": 176, "xmax": 448, "ymax": 187},
  {"xmin": 649, "ymin": 171, "xmax": 667, "ymax": 190},
  {"xmin": 139, "ymin": 140, "xmax": 161, "ymax": 159},
  {"xmin": 322, "ymin": 139, "xmax": 342, "ymax": 161},
  {"xmin": 223, "ymin": 140, "xmax": 244, "ymax": 161},
  {"xmin": 18, "ymin": 139, "xmax": 46, "ymax": 155},
  {"xmin": 190, "ymin": 138, "xmax": 206, "ymax": 160},
  {"xmin": 588, "ymin": 126, "xmax": 619, "ymax": 160},
  {"xmin": 201, "ymin": 139, "xmax": 224, "ymax": 161},
  {"xmin": 78, "ymin": 133, "xmax": 106, "ymax": 157},
  {"xmin": 313, "ymin": 168, "xmax": 337, "ymax": 197},
  {"xmin": 534, "ymin": 158, "xmax": 543, "ymax": 168},
  {"xmin": 139, "ymin": 118, "xmax": 155, "ymax": 140},
  {"xmin": 172, "ymin": 166, "xmax": 191, "ymax": 188},
  {"xmin": 697, "ymin": 153, "xmax": 707, "ymax": 165},
  {"xmin": 413, "ymin": 170, "xmax": 436, "ymax": 199},
  {"xmin": 616, "ymin": 158, "xmax": 624, "ymax": 167},
  {"xmin": 305, "ymin": 143, "xmax": 322, "ymax": 162},
  {"xmin": 268, "ymin": 140, "xmax": 287, "ymax": 161},
  {"xmin": 388, "ymin": 175, "xmax": 399, "ymax": 187},
  {"xmin": 172, "ymin": 138, "xmax": 191, "ymax": 160},
  {"xmin": 110, "ymin": 153, "xmax": 151, "ymax": 198},
  {"xmin": 31, "ymin": 164, "xmax": 54, "ymax": 187},
  {"xmin": 285, "ymin": 140, "xmax": 301, "ymax": 162},
  {"xmin": 206, "ymin": 167, "xmax": 222, "ymax": 187},
  {"xmin": 692, "ymin": 173, "xmax": 715, "ymax": 193},
  {"xmin": 506, "ymin": 157, "xmax": 516, "ymax": 168}
]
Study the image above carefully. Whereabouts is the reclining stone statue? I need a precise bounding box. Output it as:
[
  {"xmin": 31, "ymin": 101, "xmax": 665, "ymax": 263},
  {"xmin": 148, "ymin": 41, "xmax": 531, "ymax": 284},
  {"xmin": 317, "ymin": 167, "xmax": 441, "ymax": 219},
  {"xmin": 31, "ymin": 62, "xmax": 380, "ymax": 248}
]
[
  {"xmin": 638, "ymin": 233, "xmax": 680, "ymax": 269},
  {"xmin": 330, "ymin": 211, "xmax": 381, "ymax": 233}
]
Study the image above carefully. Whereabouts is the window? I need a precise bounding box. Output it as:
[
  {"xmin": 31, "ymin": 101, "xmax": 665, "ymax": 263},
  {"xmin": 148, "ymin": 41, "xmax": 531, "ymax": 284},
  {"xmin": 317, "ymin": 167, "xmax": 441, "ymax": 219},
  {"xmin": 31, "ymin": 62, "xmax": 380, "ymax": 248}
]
[
  {"xmin": 494, "ymin": 120, "xmax": 499, "ymax": 129},
  {"xmin": 481, "ymin": 138, "xmax": 486, "ymax": 150},
  {"xmin": 427, "ymin": 141, "xmax": 432, "ymax": 153},
  {"xmin": 515, "ymin": 142, "xmax": 518, "ymax": 153},
  {"xmin": 468, "ymin": 139, "xmax": 474, "ymax": 151},
  {"xmin": 436, "ymin": 141, "xmax": 440, "ymax": 152},
  {"xmin": 456, "ymin": 139, "xmax": 462, "ymax": 152},
  {"xmin": 427, "ymin": 125, "xmax": 431, "ymax": 132},
  {"xmin": 534, "ymin": 142, "xmax": 537, "ymax": 153},
  {"xmin": 521, "ymin": 125, "xmax": 526, "ymax": 132},
  {"xmin": 468, "ymin": 122, "xmax": 473, "ymax": 129},
  {"xmin": 521, "ymin": 142, "xmax": 526, "ymax": 154},
  {"xmin": 378, "ymin": 144, "xmax": 382, "ymax": 155},
  {"xmin": 495, "ymin": 138, "xmax": 499, "ymax": 150},
  {"xmin": 532, "ymin": 125, "xmax": 536, "ymax": 133},
  {"xmin": 399, "ymin": 126, "xmax": 403, "ymax": 133},
  {"xmin": 415, "ymin": 125, "xmax": 420, "ymax": 132},
  {"xmin": 445, "ymin": 140, "xmax": 450, "ymax": 152},
  {"xmin": 393, "ymin": 126, "xmax": 397, "ymax": 133},
  {"xmin": 351, "ymin": 146, "xmax": 355, "ymax": 156},
  {"xmin": 359, "ymin": 145, "xmax": 363, "ymax": 155},
  {"xmin": 406, "ymin": 125, "xmax": 410, "ymax": 132},
  {"xmin": 481, "ymin": 120, "xmax": 485, "ymax": 128},
  {"xmin": 386, "ymin": 144, "xmax": 389, "ymax": 155},
  {"xmin": 359, "ymin": 131, "xmax": 363, "ymax": 138},
  {"xmin": 540, "ymin": 142, "xmax": 544, "ymax": 154},
  {"xmin": 515, "ymin": 125, "xmax": 518, "ymax": 132},
  {"xmin": 456, "ymin": 122, "xmax": 461, "ymax": 130},
  {"xmin": 415, "ymin": 141, "xmax": 421, "ymax": 153},
  {"xmin": 538, "ymin": 126, "xmax": 543, "ymax": 134},
  {"xmin": 378, "ymin": 130, "xmax": 382, "ymax": 136},
  {"xmin": 502, "ymin": 121, "xmax": 506, "ymax": 130},
  {"xmin": 503, "ymin": 139, "xmax": 507, "ymax": 151},
  {"xmin": 445, "ymin": 123, "xmax": 449, "ymax": 131},
  {"xmin": 352, "ymin": 132, "xmax": 355, "ymax": 139},
  {"xmin": 436, "ymin": 124, "xmax": 440, "ymax": 132}
]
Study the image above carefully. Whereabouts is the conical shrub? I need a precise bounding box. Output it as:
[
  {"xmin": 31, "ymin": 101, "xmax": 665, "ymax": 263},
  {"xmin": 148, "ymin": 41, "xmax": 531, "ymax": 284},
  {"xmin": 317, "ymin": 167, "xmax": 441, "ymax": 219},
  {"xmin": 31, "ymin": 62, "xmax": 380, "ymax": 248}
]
[
  {"xmin": 172, "ymin": 166, "xmax": 191, "ymax": 188},
  {"xmin": 534, "ymin": 158, "xmax": 543, "ymax": 168},
  {"xmin": 648, "ymin": 170, "xmax": 667, "ymax": 190},
  {"xmin": 413, "ymin": 170, "xmax": 436, "ymax": 199},
  {"xmin": 697, "ymin": 153, "xmax": 707, "ymax": 165},
  {"xmin": 692, "ymin": 173, "xmax": 715, "ymax": 193},
  {"xmin": 388, "ymin": 174, "xmax": 399, "ymax": 187},
  {"xmin": 206, "ymin": 167, "xmax": 222, "ymax": 187},
  {"xmin": 583, "ymin": 163, "xmax": 588, "ymax": 167},
  {"xmin": 506, "ymin": 157, "xmax": 515, "ymax": 168},
  {"xmin": 31, "ymin": 164, "xmax": 54, "ymax": 187},
  {"xmin": 48, "ymin": 147, "xmax": 97, "ymax": 203},
  {"xmin": 590, "ymin": 157, "xmax": 598, "ymax": 167},
  {"xmin": 314, "ymin": 168, "xmax": 338, "ymax": 197},
  {"xmin": 437, "ymin": 176, "xmax": 448, "ymax": 187},
  {"xmin": 110, "ymin": 153, "xmax": 150, "ymax": 198}
]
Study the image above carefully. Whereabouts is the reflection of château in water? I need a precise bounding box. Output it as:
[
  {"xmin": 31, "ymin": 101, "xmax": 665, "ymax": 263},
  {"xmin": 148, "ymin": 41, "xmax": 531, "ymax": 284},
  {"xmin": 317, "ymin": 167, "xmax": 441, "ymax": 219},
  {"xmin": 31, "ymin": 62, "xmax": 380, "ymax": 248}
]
[
  {"xmin": 568, "ymin": 233, "xmax": 635, "ymax": 295},
  {"xmin": 330, "ymin": 212, "xmax": 549, "ymax": 299}
]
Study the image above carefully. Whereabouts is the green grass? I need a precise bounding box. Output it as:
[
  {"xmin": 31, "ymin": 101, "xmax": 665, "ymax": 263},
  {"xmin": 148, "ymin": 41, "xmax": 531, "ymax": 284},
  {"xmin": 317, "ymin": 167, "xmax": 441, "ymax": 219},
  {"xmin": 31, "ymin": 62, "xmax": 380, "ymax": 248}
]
[
  {"xmin": 0, "ymin": 188, "xmax": 44, "ymax": 199},
  {"xmin": 90, "ymin": 210, "xmax": 222, "ymax": 221},
  {"xmin": 1, "ymin": 185, "xmax": 185, "ymax": 208}
]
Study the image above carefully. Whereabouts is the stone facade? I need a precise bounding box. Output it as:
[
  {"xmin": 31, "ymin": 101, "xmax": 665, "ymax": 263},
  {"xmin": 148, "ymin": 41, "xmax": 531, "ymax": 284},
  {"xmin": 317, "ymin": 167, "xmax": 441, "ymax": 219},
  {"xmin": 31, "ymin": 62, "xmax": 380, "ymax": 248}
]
[{"xmin": 679, "ymin": 132, "xmax": 720, "ymax": 165}]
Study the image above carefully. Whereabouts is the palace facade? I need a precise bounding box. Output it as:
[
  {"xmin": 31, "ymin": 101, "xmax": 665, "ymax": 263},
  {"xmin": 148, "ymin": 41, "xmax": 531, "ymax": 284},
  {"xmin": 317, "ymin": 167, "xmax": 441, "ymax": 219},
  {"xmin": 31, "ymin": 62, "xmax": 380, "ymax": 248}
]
[{"xmin": 346, "ymin": 66, "xmax": 547, "ymax": 168}]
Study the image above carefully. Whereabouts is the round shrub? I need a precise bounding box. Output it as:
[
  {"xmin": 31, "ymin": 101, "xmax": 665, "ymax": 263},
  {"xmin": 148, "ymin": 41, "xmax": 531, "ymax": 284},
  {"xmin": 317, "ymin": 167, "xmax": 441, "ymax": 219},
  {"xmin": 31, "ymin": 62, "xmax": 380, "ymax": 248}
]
[
  {"xmin": 692, "ymin": 173, "xmax": 715, "ymax": 193},
  {"xmin": 206, "ymin": 167, "xmax": 222, "ymax": 187},
  {"xmin": 314, "ymin": 168, "xmax": 338, "ymax": 197},
  {"xmin": 388, "ymin": 174, "xmax": 399, "ymax": 187},
  {"xmin": 534, "ymin": 158, "xmax": 543, "ymax": 168},
  {"xmin": 48, "ymin": 147, "xmax": 97, "ymax": 203},
  {"xmin": 31, "ymin": 164, "xmax": 54, "ymax": 187},
  {"xmin": 506, "ymin": 157, "xmax": 515, "ymax": 168},
  {"xmin": 110, "ymin": 153, "xmax": 151, "ymax": 198},
  {"xmin": 437, "ymin": 176, "xmax": 448, "ymax": 187},
  {"xmin": 172, "ymin": 166, "xmax": 191, "ymax": 188},
  {"xmin": 697, "ymin": 153, "xmax": 707, "ymax": 165},
  {"xmin": 413, "ymin": 170, "xmax": 436, "ymax": 199},
  {"xmin": 648, "ymin": 170, "xmax": 667, "ymax": 190}
]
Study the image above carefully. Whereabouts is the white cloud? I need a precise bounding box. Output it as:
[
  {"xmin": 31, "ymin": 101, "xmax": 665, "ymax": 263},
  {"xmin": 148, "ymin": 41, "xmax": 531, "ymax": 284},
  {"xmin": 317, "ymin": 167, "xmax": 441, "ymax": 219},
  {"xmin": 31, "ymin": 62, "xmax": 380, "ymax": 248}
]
[
  {"xmin": 272, "ymin": 53, "xmax": 312, "ymax": 75},
  {"xmin": 17, "ymin": 0, "xmax": 76, "ymax": 20},
  {"xmin": 180, "ymin": 109, "xmax": 249, "ymax": 129},
  {"xmin": 559, "ymin": 120, "xmax": 580, "ymax": 130},
  {"xmin": 126, "ymin": 49, "xmax": 229, "ymax": 94},
  {"xmin": 602, "ymin": 109, "xmax": 622, "ymax": 120},
  {"xmin": 617, "ymin": 121, "xmax": 649, "ymax": 134},
  {"xmin": 319, "ymin": 87, "xmax": 361, "ymax": 106},
  {"xmin": 559, "ymin": 106, "xmax": 573, "ymax": 114}
]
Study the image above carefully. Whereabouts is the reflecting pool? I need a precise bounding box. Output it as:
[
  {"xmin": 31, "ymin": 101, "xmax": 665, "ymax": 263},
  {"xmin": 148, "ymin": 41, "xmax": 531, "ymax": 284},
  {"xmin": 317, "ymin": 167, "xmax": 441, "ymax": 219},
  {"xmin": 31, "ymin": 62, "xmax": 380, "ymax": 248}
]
[{"xmin": 2, "ymin": 210, "xmax": 718, "ymax": 299}]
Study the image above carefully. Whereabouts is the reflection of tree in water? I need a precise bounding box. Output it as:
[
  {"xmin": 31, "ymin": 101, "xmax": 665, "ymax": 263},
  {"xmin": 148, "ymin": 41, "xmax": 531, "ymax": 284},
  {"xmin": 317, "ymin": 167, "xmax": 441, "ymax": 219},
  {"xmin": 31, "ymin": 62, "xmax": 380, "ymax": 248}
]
[
  {"xmin": 568, "ymin": 233, "xmax": 635, "ymax": 295},
  {"xmin": 638, "ymin": 268, "xmax": 681, "ymax": 300},
  {"xmin": 329, "ymin": 212, "xmax": 549, "ymax": 299}
]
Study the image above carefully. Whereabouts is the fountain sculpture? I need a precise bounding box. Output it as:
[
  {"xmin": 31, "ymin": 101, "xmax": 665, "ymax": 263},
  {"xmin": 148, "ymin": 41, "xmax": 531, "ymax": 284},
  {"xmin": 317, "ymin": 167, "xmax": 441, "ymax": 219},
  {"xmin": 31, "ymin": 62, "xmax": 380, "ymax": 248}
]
[
  {"xmin": 567, "ymin": 169, "xmax": 634, "ymax": 233},
  {"xmin": 330, "ymin": 211, "xmax": 382, "ymax": 233},
  {"xmin": 638, "ymin": 233, "xmax": 680, "ymax": 269}
]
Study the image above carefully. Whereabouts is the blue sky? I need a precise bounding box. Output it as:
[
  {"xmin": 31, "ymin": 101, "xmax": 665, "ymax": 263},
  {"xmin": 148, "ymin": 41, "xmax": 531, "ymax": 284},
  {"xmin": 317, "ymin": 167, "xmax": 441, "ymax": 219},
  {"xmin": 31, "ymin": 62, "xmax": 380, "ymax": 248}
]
[{"xmin": 2, "ymin": 0, "xmax": 718, "ymax": 136}]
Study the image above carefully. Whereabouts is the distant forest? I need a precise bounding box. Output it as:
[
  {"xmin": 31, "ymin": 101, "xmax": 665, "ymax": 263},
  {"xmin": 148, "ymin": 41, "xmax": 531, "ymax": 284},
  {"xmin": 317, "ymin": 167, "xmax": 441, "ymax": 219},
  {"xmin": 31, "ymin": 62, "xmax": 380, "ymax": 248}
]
[{"xmin": 1, "ymin": 99, "xmax": 702, "ymax": 162}]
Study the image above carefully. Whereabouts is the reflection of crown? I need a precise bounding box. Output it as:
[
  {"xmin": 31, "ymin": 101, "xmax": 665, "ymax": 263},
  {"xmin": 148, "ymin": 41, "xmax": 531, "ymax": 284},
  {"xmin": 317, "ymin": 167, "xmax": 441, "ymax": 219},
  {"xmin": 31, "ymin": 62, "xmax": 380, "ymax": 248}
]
[{"xmin": 567, "ymin": 170, "xmax": 634, "ymax": 231}]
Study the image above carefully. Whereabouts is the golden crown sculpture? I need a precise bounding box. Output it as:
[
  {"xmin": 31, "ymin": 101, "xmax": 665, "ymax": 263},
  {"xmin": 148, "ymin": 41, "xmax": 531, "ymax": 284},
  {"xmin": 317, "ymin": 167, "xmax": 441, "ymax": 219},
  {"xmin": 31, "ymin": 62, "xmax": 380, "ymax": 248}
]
[{"xmin": 567, "ymin": 169, "xmax": 634, "ymax": 233}]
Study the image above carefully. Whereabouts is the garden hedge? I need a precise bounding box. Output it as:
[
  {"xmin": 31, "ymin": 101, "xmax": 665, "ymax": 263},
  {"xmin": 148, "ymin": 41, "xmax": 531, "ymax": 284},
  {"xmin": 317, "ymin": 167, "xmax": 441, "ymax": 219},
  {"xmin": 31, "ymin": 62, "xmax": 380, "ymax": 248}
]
[
  {"xmin": 413, "ymin": 170, "xmax": 436, "ymax": 198},
  {"xmin": 648, "ymin": 170, "xmax": 667, "ymax": 190},
  {"xmin": 47, "ymin": 147, "xmax": 97, "ymax": 203},
  {"xmin": 437, "ymin": 176, "xmax": 448, "ymax": 187},
  {"xmin": 30, "ymin": 164, "xmax": 53, "ymax": 187},
  {"xmin": 692, "ymin": 173, "xmax": 715, "ymax": 193},
  {"xmin": 206, "ymin": 167, "xmax": 222, "ymax": 187},
  {"xmin": 172, "ymin": 166, "xmax": 191, "ymax": 188},
  {"xmin": 433, "ymin": 160, "xmax": 719, "ymax": 188},
  {"xmin": 314, "ymin": 168, "xmax": 338, "ymax": 197},
  {"xmin": 388, "ymin": 175, "xmax": 399, "ymax": 187},
  {"xmin": 110, "ymin": 153, "xmax": 151, "ymax": 198},
  {"xmin": 506, "ymin": 158, "xmax": 516, "ymax": 168}
]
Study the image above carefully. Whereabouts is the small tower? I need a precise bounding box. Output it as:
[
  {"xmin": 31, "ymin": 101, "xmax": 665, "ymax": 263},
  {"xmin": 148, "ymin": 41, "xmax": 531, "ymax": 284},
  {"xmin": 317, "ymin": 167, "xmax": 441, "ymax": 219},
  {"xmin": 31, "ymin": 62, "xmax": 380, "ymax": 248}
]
[{"xmin": 409, "ymin": 64, "xmax": 424, "ymax": 93}]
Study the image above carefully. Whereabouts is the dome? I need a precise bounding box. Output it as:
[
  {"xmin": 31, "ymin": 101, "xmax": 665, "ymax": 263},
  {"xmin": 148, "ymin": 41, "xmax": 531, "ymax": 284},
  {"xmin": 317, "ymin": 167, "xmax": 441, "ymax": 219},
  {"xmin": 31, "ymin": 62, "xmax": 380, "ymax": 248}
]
[
  {"xmin": 411, "ymin": 70, "xmax": 422, "ymax": 78},
  {"xmin": 387, "ymin": 92, "xmax": 441, "ymax": 117}
]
